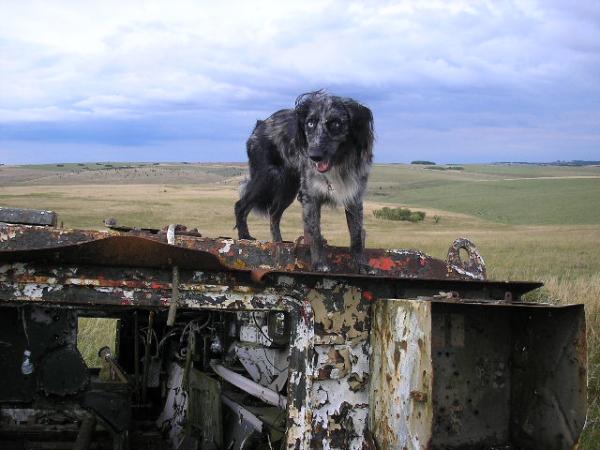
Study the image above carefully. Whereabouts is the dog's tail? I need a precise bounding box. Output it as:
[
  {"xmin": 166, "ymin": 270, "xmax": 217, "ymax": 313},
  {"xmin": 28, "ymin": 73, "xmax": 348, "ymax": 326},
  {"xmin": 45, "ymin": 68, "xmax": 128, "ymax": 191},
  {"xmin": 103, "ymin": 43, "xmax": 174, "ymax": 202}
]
[
  {"xmin": 236, "ymin": 175, "xmax": 271, "ymax": 217},
  {"xmin": 238, "ymin": 177, "xmax": 249, "ymax": 198}
]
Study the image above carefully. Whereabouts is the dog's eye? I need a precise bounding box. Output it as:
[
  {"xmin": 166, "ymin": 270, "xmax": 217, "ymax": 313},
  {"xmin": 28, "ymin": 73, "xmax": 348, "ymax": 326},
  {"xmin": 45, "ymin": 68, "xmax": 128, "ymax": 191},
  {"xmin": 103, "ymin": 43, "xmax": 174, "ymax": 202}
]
[
  {"xmin": 307, "ymin": 120, "xmax": 315, "ymax": 129},
  {"xmin": 328, "ymin": 120, "xmax": 342, "ymax": 132}
]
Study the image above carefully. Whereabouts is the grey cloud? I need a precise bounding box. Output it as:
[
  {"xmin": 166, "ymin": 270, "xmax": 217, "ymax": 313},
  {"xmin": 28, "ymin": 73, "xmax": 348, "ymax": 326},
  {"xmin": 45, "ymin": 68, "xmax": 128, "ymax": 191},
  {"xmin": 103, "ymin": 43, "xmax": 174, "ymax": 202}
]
[{"xmin": 0, "ymin": 0, "xmax": 598, "ymax": 162}]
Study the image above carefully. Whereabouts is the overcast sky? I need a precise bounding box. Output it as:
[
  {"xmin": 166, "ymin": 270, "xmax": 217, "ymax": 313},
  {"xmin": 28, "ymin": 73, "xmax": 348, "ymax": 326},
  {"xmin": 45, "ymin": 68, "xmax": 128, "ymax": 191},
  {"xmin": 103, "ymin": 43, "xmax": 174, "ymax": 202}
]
[{"xmin": 1, "ymin": 0, "xmax": 599, "ymax": 164}]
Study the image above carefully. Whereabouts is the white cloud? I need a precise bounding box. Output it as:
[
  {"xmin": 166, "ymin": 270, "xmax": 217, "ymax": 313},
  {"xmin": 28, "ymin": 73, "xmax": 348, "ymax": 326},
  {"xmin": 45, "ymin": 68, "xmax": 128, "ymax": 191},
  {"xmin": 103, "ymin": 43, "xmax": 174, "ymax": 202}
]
[{"xmin": 1, "ymin": 1, "xmax": 597, "ymax": 116}]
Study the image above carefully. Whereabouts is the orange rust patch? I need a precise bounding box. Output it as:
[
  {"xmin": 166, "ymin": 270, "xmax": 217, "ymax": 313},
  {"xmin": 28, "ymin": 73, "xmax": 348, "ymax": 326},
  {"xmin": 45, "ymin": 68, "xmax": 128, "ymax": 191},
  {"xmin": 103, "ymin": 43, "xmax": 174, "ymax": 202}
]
[
  {"xmin": 368, "ymin": 257, "xmax": 395, "ymax": 271},
  {"xmin": 362, "ymin": 290, "xmax": 375, "ymax": 302}
]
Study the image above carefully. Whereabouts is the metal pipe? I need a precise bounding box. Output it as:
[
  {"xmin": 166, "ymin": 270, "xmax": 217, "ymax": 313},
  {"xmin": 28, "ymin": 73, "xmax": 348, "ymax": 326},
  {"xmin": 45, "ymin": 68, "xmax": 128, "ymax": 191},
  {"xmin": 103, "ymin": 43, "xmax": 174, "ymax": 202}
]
[
  {"xmin": 221, "ymin": 395, "xmax": 263, "ymax": 432},
  {"xmin": 167, "ymin": 265, "xmax": 179, "ymax": 327},
  {"xmin": 166, "ymin": 224, "xmax": 179, "ymax": 327},
  {"xmin": 134, "ymin": 311, "xmax": 140, "ymax": 401},
  {"xmin": 210, "ymin": 362, "xmax": 287, "ymax": 409},
  {"xmin": 98, "ymin": 346, "xmax": 129, "ymax": 384},
  {"xmin": 141, "ymin": 310, "xmax": 155, "ymax": 404}
]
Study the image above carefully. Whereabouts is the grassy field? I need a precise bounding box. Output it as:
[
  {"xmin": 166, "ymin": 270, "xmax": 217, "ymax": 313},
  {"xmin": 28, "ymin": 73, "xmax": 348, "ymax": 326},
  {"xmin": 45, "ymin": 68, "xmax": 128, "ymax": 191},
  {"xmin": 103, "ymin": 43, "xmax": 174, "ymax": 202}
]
[{"xmin": 1, "ymin": 162, "xmax": 599, "ymax": 447}]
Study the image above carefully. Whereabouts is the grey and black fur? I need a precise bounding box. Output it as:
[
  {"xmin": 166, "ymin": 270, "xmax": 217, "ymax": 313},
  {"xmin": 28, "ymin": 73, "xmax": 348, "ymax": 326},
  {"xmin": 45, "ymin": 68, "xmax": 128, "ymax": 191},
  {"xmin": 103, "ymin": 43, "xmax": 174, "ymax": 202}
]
[{"xmin": 234, "ymin": 90, "xmax": 374, "ymax": 272}]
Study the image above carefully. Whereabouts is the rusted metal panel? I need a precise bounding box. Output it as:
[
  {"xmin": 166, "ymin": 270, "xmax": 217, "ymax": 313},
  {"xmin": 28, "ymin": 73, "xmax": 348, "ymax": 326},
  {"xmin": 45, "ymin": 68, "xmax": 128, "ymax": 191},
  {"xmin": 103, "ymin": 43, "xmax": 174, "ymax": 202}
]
[
  {"xmin": 0, "ymin": 225, "xmax": 542, "ymax": 303},
  {"xmin": 0, "ymin": 207, "xmax": 57, "ymax": 227},
  {"xmin": 0, "ymin": 223, "xmax": 485, "ymax": 281},
  {"xmin": 369, "ymin": 299, "xmax": 587, "ymax": 450},
  {"xmin": 510, "ymin": 305, "xmax": 587, "ymax": 449},
  {"xmin": 308, "ymin": 282, "xmax": 370, "ymax": 345},
  {"xmin": 0, "ymin": 234, "xmax": 226, "ymax": 271},
  {"xmin": 284, "ymin": 297, "xmax": 315, "ymax": 449},
  {"xmin": 0, "ymin": 223, "xmax": 100, "ymax": 251},
  {"xmin": 431, "ymin": 303, "xmax": 513, "ymax": 447},
  {"xmin": 430, "ymin": 302, "xmax": 587, "ymax": 449},
  {"xmin": 307, "ymin": 281, "xmax": 372, "ymax": 449},
  {"xmin": 369, "ymin": 299, "xmax": 433, "ymax": 450}
]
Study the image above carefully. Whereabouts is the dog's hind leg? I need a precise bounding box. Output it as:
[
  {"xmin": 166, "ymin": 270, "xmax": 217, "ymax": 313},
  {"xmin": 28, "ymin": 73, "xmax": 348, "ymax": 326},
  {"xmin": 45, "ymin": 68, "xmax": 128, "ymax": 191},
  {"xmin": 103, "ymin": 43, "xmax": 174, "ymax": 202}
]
[
  {"xmin": 234, "ymin": 196, "xmax": 255, "ymax": 240},
  {"xmin": 269, "ymin": 179, "xmax": 298, "ymax": 242},
  {"xmin": 269, "ymin": 206, "xmax": 284, "ymax": 242}
]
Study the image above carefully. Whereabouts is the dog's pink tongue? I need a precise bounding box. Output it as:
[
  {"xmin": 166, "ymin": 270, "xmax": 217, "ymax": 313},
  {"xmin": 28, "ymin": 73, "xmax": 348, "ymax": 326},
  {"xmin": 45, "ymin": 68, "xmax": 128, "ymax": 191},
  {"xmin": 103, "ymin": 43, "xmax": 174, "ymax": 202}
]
[{"xmin": 316, "ymin": 161, "xmax": 330, "ymax": 173}]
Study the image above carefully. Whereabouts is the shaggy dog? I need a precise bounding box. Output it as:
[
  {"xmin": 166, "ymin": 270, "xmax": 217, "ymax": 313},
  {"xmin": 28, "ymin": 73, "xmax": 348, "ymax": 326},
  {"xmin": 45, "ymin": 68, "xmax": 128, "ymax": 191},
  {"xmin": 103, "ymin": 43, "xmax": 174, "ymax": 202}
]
[{"xmin": 234, "ymin": 91, "xmax": 374, "ymax": 272}]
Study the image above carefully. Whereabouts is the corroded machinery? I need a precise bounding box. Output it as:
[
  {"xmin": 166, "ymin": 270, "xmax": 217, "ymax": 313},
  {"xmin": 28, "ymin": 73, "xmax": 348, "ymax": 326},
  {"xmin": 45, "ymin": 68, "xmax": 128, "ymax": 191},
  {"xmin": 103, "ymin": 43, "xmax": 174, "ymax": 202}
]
[{"xmin": 0, "ymin": 207, "xmax": 587, "ymax": 449}]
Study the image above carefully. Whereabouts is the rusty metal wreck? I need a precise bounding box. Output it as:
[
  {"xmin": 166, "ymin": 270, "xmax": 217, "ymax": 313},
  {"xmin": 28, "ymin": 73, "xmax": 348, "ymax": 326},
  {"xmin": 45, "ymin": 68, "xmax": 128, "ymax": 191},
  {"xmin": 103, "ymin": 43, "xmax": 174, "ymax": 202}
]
[{"xmin": 0, "ymin": 208, "xmax": 587, "ymax": 449}]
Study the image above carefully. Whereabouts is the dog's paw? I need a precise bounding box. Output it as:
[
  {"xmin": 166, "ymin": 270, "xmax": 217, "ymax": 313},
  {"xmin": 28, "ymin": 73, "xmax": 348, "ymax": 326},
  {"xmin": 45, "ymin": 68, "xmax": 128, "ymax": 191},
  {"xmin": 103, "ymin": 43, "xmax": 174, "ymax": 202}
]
[
  {"xmin": 312, "ymin": 262, "xmax": 331, "ymax": 272},
  {"xmin": 238, "ymin": 233, "xmax": 256, "ymax": 241},
  {"xmin": 353, "ymin": 258, "xmax": 374, "ymax": 275},
  {"xmin": 357, "ymin": 263, "xmax": 374, "ymax": 275}
]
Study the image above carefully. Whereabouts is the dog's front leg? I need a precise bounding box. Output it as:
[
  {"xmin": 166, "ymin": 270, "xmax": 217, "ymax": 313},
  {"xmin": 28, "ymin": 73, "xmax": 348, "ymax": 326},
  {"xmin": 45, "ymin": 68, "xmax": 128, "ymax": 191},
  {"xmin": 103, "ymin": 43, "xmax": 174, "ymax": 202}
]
[
  {"xmin": 302, "ymin": 198, "xmax": 329, "ymax": 271},
  {"xmin": 345, "ymin": 201, "xmax": 369, "ymax": 274}
]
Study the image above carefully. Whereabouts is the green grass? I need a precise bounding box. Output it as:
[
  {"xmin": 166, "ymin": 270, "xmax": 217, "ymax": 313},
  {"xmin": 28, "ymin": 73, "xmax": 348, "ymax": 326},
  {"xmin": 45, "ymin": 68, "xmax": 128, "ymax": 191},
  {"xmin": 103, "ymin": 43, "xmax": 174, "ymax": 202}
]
[
  {"xmin": 367, "ymin": 164, "xmax": 600, "ymax": 225},
  {"xmin": 463, "ymin": 163, "xmax": 600, "ymax": 178},
  {"xmin": 77, "ymin": 318, "xmax": 118, "ymax": 367},
  {"xmin": 372, "ymin": 178, "xmax": 600, "ymax": 225}
]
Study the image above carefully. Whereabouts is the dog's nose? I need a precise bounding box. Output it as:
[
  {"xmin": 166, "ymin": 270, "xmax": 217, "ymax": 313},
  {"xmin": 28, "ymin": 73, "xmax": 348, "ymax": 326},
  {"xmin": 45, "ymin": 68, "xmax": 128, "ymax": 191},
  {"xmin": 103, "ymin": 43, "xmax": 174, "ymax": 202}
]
[{"xmin": 309, "ymin": 154, "xmax": 323, "ymax": 162}]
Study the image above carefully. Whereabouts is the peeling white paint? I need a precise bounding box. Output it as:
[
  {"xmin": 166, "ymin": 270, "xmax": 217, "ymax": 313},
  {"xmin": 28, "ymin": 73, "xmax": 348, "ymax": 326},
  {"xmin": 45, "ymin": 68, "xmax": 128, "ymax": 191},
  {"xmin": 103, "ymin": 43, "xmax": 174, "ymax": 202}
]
[
  {"xmin": 318, "ymin": 278, "xmax": 338, "ymax": 290},
  {"xmin": 388, "ymin": 248, "xmax": 428, "ymax": 258},
  {"xmin": 277, "ymin": 275, "xmax": 294, "ymax": 287},
  {"xmin": 22, "ymin": 284, "xmax": 44, "ymax": 299},
  {"xmin": 65, "ymin": 277, "xmax": 101, "ymax": 286},
  {"xmin": 449, "ymin": 264, "xmax": 484, "ymax": 280},
  {"xmin": 369, "ymin": 299, "xmax": 433, "ymax": 450},
  {"xmin": 156, "ymin": 363, "xmax": 188, "ymax": 449},
  {"xmin": 218, "ymin": 239, "xmax": 234, "ymax": 254}
]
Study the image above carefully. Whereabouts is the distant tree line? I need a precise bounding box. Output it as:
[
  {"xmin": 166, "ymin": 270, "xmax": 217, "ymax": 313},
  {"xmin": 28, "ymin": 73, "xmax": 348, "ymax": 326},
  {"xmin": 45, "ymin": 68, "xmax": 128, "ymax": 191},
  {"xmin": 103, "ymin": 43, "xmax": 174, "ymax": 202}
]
[
  {"xmin": 426, "ymin": 165, "xmax": 464, "ymax": 171},
  {"xmin": 494, "ymin": 160, "xmax": 600, "ymax": 166}
]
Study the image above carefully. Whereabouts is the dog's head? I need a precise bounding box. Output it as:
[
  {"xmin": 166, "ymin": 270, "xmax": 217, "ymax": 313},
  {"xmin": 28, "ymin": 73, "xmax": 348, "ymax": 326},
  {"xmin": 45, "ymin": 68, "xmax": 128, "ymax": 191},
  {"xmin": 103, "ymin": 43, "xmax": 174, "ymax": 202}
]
[{"xmin": 295, "ymin": 90, "xmax": 374, "ymax": 173}]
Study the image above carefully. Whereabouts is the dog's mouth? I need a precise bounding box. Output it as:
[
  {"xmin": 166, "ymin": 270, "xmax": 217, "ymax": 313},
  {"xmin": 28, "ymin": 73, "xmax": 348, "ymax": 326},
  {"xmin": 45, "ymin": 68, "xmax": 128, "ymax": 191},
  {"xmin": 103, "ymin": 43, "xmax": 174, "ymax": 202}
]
[{"xmin": 315, "ymin": 160, "xmax": 331, "ymax": 173}]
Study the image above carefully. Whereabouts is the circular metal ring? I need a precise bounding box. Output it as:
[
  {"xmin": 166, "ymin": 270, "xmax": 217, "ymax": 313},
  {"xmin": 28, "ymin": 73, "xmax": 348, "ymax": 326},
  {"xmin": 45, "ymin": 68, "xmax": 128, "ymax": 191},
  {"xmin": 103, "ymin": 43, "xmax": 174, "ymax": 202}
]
[{"xmin": 446, "ymin": 238, "xmax": 486, "ymax": 280}]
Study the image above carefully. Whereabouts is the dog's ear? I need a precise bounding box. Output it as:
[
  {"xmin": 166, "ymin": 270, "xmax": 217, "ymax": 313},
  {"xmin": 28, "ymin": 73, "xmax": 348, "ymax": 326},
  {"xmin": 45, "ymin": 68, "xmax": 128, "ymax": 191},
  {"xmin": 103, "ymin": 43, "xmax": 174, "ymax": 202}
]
[
  {"xmin": 295, "ymin": 91, "xmax": 326, "ymax": 119},
  {"xmin": 343, "ymin": 99, "xmax": 374, "ymax": 162},
  {"xmin": 294, "ymin": 92, "xmax": 312, "ymax": 127},
  {"xmin": 294, "ymin": 90, "xmax": 323, "ymax": 147}
]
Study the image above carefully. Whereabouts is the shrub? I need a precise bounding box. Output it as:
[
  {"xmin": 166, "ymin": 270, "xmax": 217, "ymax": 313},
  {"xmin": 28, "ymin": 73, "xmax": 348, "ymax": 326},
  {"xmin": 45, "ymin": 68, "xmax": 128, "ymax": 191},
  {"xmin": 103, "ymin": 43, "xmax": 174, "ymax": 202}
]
[
  {"xmin": 408, "ymin": 211, "xmax": 426, "ymax": 222},
  {"xmin": 447, "ymin": 166, "xmax": 464, "ymax": 170},
  {"xmin": 426, "ymin": 165, "xmax": 446, "ymax": 170},
  {"xmin": 411, "ymin": 160, "xmax": 436, "ymax": 165},
  {"xmin": 373, "ymin": 207, "xmax": 426, "ymax": 222},
  {"xmin": 433, "ymin": 215, "xmax": 442, "ymax": 224}
]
